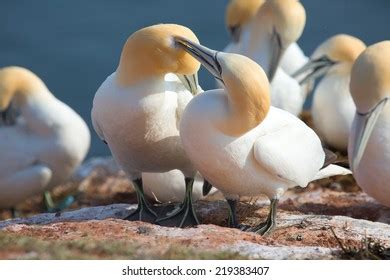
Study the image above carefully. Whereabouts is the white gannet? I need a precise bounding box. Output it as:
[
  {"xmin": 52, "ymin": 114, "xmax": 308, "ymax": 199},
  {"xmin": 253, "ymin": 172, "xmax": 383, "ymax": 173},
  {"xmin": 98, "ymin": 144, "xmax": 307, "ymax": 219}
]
[
  {"xmin": 348, "ymin": 41, "xmax": 390, "ymax": 207},
  {"xmin": 91, "ymin": 24, "xmax": 203, "ymax": 226},
  {"xmin": 294, "ymin": 34, "xmax": 366, "ymax": 151},
  {"xmin": 0, "ymin": 66, "xmax": 90, "ymax": 209},
  {"xmin": 175, "ymin": 38, "xmax": 351, "ymax": 234},
  {"xmin": 230, "ymin": 0, "xmax": 308, "ymax": 116},
  {"xmin": 224, "ymin": 0, "xmax": 308, "ymax": 76},
  {"xmin": 143, "ymin": 171, "xmax": 214, "ymax": 203}
]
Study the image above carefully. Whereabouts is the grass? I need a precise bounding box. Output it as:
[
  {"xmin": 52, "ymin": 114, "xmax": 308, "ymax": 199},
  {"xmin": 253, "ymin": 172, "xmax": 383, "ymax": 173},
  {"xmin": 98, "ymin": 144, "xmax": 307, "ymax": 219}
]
[
  {"xmin": 0, "ymin": 232, "xmax": 245, "ymax": 260},
  {"xmin": 330, "ymin": 227, "xmax": 390, "ymax": 260}
]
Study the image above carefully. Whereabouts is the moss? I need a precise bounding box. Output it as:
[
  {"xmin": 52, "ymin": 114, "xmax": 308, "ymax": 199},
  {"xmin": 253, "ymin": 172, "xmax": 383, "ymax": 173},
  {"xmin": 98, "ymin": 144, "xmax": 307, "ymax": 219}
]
[{"xmin": 0, "ymin": 232, "xmax": 245, "ymax": 260}]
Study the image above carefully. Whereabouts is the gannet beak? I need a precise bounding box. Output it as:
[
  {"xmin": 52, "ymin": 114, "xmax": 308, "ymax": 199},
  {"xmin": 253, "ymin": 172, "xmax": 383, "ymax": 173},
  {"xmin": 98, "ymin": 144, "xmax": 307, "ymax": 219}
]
[
  {"xmin": 177, "ymin": 73, "xmax": 200, "ymax": 95},
  {"xmin": 292, "ymin": 56, "xmax": 335, "ymax": 85},
  {"xmin": 267, "ymin": 30, "xmax": 283, "ymax": 82},
  {"xmin": 175, "ymin": 36, "xmax": 224, "ymax": 84},
  {"xmin": 351, "ymin": 97, "xmax": 388, "ymax": 171},
  {"xmin": 228, "ymin": 25, "xmax": 241, "ymax": 43}
]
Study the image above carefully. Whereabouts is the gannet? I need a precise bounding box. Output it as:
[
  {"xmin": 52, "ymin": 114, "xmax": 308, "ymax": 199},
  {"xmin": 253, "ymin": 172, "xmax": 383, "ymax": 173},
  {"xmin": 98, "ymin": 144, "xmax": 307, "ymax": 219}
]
[
  {"xmin": 348, "ymin": 41, "xmax": 390, "ymax": 207},
  {"xmin": 91, "ymin": 24, "xmax": 202, "ymax": 226},
  {"xmin": 0, "ymin": 66, "xmax": 90, "ymax": 209},
  {"xmin": 228, "ymin": 0, "xmax": 308, "ymax": 116},
  {"xmin": 294, "ymin": 34, "xmax": 366, "ymax": 151},
  {"xmin": 175, "ymin": 38, "xmax": 351, "ymax": 234},
  {"xmin": 224, "ymin": 0, "xmax": 308, "ymax": 76}
]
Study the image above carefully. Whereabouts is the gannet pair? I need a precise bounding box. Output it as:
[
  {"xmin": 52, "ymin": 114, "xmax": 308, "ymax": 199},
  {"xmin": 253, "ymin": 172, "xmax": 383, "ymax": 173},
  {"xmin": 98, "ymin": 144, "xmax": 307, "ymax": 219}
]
[
  {"xmin": 224, "ymin": 0, "xmax": 309, "ymax": 116},
  {"xmin": 175, "ymin": 37, "xmax": 351, "ymax": 234},
  {"xmin": 92, "ymin": 24, "xmax": 204, "ymax": 226},
  {"xmin": 0, "ymin": 67, "xmax": 90, "ymax": 210},
  {"xmin": 294, "ymin": 35, "xmax": 366, "ymax": 151},
  {"xmin": 349, "ymin": 41, "xmax": 390, "ymax": 207}
]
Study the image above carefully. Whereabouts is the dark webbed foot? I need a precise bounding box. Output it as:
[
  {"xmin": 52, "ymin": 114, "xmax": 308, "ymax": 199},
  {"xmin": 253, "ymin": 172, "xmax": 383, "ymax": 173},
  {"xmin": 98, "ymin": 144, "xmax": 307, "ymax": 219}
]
[
  {"xmin": 156, "ymin": 177, "xmax": 199, "ymax": 228},
  {"xmin": 247, "ymin": 198, "xmax": 278, "ymax": 235},
  {"xmin": 44, "ymin": 191, "xmax": 75, "ymax": 213},
  {"xmin": 124, "ymin": 178, "xmax": 157, "ymax": 223}
]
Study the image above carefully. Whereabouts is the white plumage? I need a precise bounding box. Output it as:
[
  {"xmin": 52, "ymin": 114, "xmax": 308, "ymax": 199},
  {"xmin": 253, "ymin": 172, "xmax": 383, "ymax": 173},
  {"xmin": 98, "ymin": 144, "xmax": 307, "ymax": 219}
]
[{"xmin": 0, "ymin": 67, "xmax": 90, "ymax": 208}]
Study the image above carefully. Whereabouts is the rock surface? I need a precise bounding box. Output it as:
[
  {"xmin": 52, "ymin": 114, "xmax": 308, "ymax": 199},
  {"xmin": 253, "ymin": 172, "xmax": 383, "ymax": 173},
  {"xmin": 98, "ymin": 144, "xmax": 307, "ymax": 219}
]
[{"xmin": 0, "ymin": 155, "xmax": 389, "ymax": 260}]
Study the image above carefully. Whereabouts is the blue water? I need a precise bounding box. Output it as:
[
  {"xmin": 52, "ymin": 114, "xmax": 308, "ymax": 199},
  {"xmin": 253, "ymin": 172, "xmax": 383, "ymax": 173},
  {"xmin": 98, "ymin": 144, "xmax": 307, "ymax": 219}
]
[{"xmin": 1, "ymin": 0, "xmax": 389, "ymax": 157}]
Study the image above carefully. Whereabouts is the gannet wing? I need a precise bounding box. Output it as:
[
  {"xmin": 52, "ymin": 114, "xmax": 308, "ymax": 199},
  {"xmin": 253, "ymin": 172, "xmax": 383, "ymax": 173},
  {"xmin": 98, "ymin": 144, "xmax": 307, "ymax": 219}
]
[
  {"xmin": 253, "ymin": 121, "xmax": 324, "ymax": 188},
  {"xmin": 0, "ymin": 125, "xmax": 38, "ymax": 177}
]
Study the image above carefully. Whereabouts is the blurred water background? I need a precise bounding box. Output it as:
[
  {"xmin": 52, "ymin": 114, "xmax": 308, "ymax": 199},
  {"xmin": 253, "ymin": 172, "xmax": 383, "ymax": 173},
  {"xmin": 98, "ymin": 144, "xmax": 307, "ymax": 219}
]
[{"xmin": 1, "ymin": 0, "xmax": 389, "ymax": 157}]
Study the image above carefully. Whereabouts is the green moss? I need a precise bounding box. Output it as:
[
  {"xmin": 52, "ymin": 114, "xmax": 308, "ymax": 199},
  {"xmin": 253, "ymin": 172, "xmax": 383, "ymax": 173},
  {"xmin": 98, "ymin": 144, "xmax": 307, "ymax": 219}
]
[{"xmin": 0, "ymin": 232, "xmax": 245, "ymax": 260}]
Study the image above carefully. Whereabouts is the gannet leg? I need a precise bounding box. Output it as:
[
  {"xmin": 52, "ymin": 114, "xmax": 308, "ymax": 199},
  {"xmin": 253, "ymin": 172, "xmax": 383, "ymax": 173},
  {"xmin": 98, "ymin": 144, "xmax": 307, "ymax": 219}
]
[
  {"xmin": 226, "ymin": 198, "xmax": 250, "ymax": 230},
  {"xmin": 250, "ymin": 198, "xmax": 279, "ymax": 235},
  {"xmin": 156, "ymin": 177, "xmax": 199, "ymax": 228},
  {"xmin": 43, "ymin": 191, "xmax": 75, "ymax": 213},
  {"xmin": 227, "ymin": 198, "xmax": 238, "ymax": 228},
  {"xmin": 124, "ymin": 178, "xmax": 157, "ymax": 223},
  {"xmin": 10, "ymin": 208, "xmax": 17, "ymax": 218}
]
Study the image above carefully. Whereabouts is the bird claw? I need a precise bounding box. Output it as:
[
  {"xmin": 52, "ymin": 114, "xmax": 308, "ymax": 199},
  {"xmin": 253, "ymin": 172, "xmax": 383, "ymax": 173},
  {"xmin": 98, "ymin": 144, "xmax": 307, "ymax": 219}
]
[{"xmin": 156, "ymin": 202, "xmax": 199, "ymax": 228}]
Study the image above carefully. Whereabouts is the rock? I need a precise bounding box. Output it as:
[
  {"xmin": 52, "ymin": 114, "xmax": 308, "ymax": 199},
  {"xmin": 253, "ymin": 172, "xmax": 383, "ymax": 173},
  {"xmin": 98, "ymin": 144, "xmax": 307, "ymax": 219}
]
[{"xmin": 1, "ymin": 202, "xmax": 389, "ymax": 259}]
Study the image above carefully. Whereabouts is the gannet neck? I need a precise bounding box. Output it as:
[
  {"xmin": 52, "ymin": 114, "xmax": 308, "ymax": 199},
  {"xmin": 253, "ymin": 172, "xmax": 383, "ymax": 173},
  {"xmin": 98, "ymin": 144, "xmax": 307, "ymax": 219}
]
[
  {"xmin": 116, "ymin": 24, "xmax": 200, "ymax": 87},
  {"xmin": 0, "ymin": 66, "xmax": 50, "ymax": 110},
  {"xmin": 226, "ymin": 0, "xmax": 265, "ymax": 42},
  {"xmin": 219, "ymin": 53, "xmax": 271, "ymax": 136},
  {"xmin": 350, "ymin": 41, "xmax": 390, "ymax": 113},
  {"xmin": 251, "ymin": 0, "xmax": 306, "ymax": 48}
]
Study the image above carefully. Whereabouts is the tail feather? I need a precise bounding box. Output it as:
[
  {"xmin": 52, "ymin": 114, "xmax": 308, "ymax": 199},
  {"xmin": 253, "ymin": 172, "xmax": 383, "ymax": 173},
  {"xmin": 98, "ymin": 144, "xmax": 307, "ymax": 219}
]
[{"xmin": 313, "ymin": 164, "xmax": 352, "ymax": 182}]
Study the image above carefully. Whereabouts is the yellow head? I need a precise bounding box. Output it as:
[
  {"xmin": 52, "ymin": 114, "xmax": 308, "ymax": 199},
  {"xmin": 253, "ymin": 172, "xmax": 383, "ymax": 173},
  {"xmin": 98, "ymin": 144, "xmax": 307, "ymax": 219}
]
[
  {"xmin": 117, "ymin": 24, "xmax": 201, "ymax": 87},
  {"xmin": 0, "ymin": 66, "xmax": 48, "ymax": 111},
  {"xmin": 313, "ymin": 34, "xmax": 366, "ymax": 65},
  {"xmin": 350, "ymin": 41, "xmax": 390, "ymax": 113},
  {"xmin": 255, "ymin": 0, "xmax": 306, "ymax": 47},
  {"xmin": 219, "ymin": 52, "xmax": 271, "ymax": 135},
  {"xmin": 225, "ymin": 0, "xmax": 265, "ymax": 42},
  {"xmin": 174, "ymin": 37, "xmax": 270, "ymax": 136}
]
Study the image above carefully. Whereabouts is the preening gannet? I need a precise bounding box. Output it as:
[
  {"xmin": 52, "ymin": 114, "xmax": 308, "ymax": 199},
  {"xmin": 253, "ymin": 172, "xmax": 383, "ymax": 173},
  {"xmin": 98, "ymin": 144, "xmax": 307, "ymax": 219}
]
[
  {"xmin": 226, "ymin": 0, "xmax": 308, "ymax": 116},
  {"xmin": 91, "ymin": 24, "xmax": 203, "ymax": 226},
  {"xmin": 175, "ymin": 38, "xmax": 351, "ymax": 234},
  {"xmin": 224, "ymin": 0, "xmax": 308, "ymax": 76},
  {"xmin": 0, "ymin": 66, "xmax": 90, "ymax": 209},
  {"xmin": 348, "ymin": 41, "xmax": 390, "ymax": 207},
  {"xmin": 294, "ymin": 34, "xmax": 366, "ymax": 151}
]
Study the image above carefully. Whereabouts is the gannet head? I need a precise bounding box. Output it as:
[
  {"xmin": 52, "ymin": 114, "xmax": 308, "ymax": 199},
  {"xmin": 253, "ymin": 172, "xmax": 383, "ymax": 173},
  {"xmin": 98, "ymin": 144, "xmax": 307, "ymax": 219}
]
[
  {"xmin": 0, "ymin": 66, "xmax": 48, "ymax": 112},
  {"xmin": 225, "ymin": 0, "xmax": 265, "ymax": 42},
  {"xmin": 175, "ymin": 37, "xmax": 271, "ymax": 135},
  {"xmin": 294, "ymin": 34, "xmax": 366, "ymax": 84},
  {"xmin": 349, "ymin": 41, "xmax": 390, "ymax": 171},
  {"xmin": 251, "ymin": 0, "xmax": 306, "ymax": 81},
  {"xmin": 117, "ymin": 24, "xmax": 201, "ymax": 94}
]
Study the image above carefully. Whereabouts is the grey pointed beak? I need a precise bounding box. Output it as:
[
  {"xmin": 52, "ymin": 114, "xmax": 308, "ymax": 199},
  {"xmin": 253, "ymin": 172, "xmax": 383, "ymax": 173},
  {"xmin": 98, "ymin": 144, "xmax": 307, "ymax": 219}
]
[
  {"xmin": 351, "ymin": 97, "xmax": 388, "ymax": 171},
  {"xmin": 228, "ymin": 25, "xmax": 242, "ymax": 43},
  {"xmin": 177, "ymin": 73, "xmax": 200, "ymax": 95},
  {"xmin": 174, "ymin": 36, "xmax": 224, "ymax": 84},
  {"xmin": 267, "ymin": 30, "xmax": 284, "ymax": 82},
  {"xmin": 292, "ymin": 56, "xmax": 335, "ymax": 85}
]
